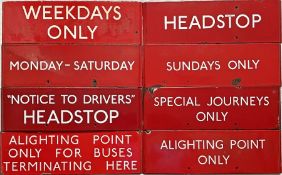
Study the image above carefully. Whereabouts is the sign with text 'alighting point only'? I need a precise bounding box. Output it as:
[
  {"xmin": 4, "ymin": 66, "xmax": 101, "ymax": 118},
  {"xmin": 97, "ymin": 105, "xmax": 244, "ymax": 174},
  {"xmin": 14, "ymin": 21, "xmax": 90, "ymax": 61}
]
[
  {"xmin": 2, "ymin": 132, "xmax": 142, "ymax": 175},
  {"xmin": 3, "ymin": 2, "xmax": 141, "ymax": 44},
  {"xmin": 144, "ymin": 0, "xmax": 281, "ymax": 44},
  {"xmin": 3, "ymin": 45, "xmax": 141, "ymax": 87},
  {"xmin": 143, "ymin": 130, "xmax": 280, "ymax": 174},
  {"xmin": 144, "ymin": 87, "xmax": 279, "ymax": 130},
  {"xmin": 2, "ymin": 88, "xmax": 142, "ymax": 131}
]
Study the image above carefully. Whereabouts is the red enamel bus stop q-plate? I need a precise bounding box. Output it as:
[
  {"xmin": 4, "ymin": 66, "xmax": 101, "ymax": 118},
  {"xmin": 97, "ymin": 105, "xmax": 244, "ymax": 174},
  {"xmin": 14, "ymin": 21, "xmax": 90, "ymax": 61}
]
[
  {"xmin": 144, "ymin": 0, "xmax": 281, "ymax": 44},
  {"xmin": 143, "ymin": 130, "xmax": 280, "ymax": 174},
  {"xmin": 2, "ymin": 45, "xmax": 141, "ymax": 87},
  {"xmin": 2, "ymin": 88, "xmax": 142, "ymax": 131},
  {"xmin": 3, "ymin": 2, "xmax": 141, "ymax": 44},
  {"xmin": 144, "ymin": 87, "xmax": 279, "ymax": 130},
  {"xmin": 145, "ymin": 44, "xmax": 280, "ymax": 87},
  {"xmin": 2, "ymin": 132, "xmax": 142, "ymax": 174}
]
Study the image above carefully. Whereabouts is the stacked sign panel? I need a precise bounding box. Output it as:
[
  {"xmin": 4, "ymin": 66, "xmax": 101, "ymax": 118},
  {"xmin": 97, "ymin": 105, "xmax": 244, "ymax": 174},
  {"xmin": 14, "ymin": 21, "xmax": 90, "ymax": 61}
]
[
  {"xmin": 143, "ymin": 0, "xmax": 281, "ymax": 173},
  {"xmin": 1, "ymin": 0, "xmax": 282, "ymax": 174},
  {"xmin": 2, "ymin": 1, "xmax": 142, "ymax": 174}
]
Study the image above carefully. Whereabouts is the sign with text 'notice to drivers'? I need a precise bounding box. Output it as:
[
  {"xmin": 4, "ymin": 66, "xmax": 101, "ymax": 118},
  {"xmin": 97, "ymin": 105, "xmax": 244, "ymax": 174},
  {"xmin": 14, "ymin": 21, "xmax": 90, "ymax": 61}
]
[
  {"xmin": 144, "ymin": 87, "xmax": 279, "ymax": 130},
  {"xmin": 3, "ymin": 2, "xmax": 141, "ymax": 44},
  {"xmin": 144, "ymin": 0, "xmax": 281, "ymax": 44},
  {"xmin": 145, "ymin": 44, "xmax": 280, "ymax": 87},
  {"xmin": 2, "ymin": 88, "xmax": 141, "ymax": 131},
  {"xmin": 143, "ymin": 130, "xmax": 280, "ymax": 174},
  {"xmin": 2, "ymin": 132, "xmax": 142, "ymax": 175},
  {"xmin": 3, "ymin": 45, "xmax": 141, "ymax": 87}
]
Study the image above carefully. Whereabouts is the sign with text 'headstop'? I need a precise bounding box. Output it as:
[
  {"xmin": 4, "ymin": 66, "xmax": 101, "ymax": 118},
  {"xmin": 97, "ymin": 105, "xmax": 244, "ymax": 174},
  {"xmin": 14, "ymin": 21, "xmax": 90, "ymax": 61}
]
[
  {"xmin": 143, "ymin": 130, "xmax": 280, "ymax": 174},
  {"xmin": 3, "ymin": 2, "xmax": 141, "ymax": 44},
  {"xmin": 144, "ymin": 0, "xmax": 281, "ymax": 43},
  {"xmin": 2, "ymin": 132, "xmax": 142, "ymax": 174},
  {"xmin": 145, "ymin": 44, "xmax": 280, "ymax": 87},
  {"xmin": 144, "ymin": 87, "xmax": 279, "ymax": 130},
  {"xmin": 3, "ymin": 45, "xmax": 141, "ymax": 87},
  {"xmin": 2, "ymin": 88, "xmax": 141, "ymax": 131}
]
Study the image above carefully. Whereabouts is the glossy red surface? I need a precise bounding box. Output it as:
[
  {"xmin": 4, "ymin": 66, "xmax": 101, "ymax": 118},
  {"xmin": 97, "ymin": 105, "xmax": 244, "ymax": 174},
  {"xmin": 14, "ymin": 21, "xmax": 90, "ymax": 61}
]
[
  {"xmin": 143, "ymin": 130, "xmax": 281, "ymax": 174},
  {"xmin": 2, "ymin": 132, "xmax": 142, "ymax": 174},
  {"xmin": 3, "ymin": 2, "xmax": 141, "ymax": 44},
  {"xmin": 145, "ymin": 44, "xmax": 280, "ymax": 87},
  {"xmin": 3, "ymin": 45, "xmax": 142, "ymax": 87},
  {"xmin": 144, "ymin": 87, "xmax": 280, "ymax": 130},
  {"xmin": 144, "ymin": 1, "xmax": 281, "ymax": 44},
  {"xmin": 2, "ymin": 88, "xmax": 142, "ymax": 131}
]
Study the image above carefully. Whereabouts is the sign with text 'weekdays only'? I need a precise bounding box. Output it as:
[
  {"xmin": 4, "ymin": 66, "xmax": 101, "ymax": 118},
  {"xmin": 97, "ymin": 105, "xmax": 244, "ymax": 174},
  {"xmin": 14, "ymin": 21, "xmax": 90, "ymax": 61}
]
[
  {"xmin": 143, "ymin": 131, "xmax": 280, "ymax": 174},
  {"xmin": 144, "ymin": 1, "xmax": 281, "ymax": 43},
  {"xmin": 2, "ymin": 88, "xmax": 141, "ymax": 131},
  {"xmin": 144, "ymin": 87, "xmax": 279, "ymax": 130},
  {"xmin": 3, "ymin": 45, "xmax": 141, "ymax": 87},
  {"xmin": 2, "ymin": 132, "xmax": 142, "ymax": 174},
  {"xmin": 145, "ymin": 44, "xmax": 280, "ymax": 87},
  {"xmin": 3, "ymin": 2, "xmax": 141, "ymax": 44}
]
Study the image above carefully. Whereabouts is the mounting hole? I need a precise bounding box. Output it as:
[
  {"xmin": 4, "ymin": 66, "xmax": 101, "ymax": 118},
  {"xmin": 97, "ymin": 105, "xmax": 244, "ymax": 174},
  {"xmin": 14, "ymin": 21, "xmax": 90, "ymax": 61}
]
[{"xmin": 92, "ymin": 79, "xmax": 97, "ymax": 87}]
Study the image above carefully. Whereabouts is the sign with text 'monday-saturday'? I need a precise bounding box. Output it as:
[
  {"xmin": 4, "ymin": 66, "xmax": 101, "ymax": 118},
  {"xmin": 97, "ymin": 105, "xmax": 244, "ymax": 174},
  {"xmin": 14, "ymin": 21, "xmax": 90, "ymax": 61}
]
[
  {"xmin": 3, "ymin": 45, "xmax": 141, "ymax": 87},
  {"xmin": 144, "ymin": 0, "xmax": 281, "ymax": 43},
  {"xmin": 1, "ymin": 132, "xmax": 142, "ymax": 175},
  {"xmin": 3, "ymin": 1, "xmax": 141, "ymax": 44},
  {"xmin": 2, "ymin": 88, "xmax": 141, "ymax": 131}
]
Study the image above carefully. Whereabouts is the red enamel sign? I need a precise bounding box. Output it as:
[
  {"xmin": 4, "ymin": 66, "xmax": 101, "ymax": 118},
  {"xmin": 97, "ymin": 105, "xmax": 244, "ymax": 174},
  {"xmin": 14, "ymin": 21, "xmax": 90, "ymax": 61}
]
[
  {"xmin": 143, "ymin": 130, "xmax": 280, "ymax": 174},
  {"xmin": 2, "ymin": 45, "xmax": 141, "ymax": 87},
  {"xmin": 2, "ymin": 132, "xmax": 141, "ymax": 174},
  {"xmin": 144, "ymin": 1, "xmax": 281, "ymax": 44},
  {"xmin": 2, "ymin": 88, "xmax": 141, "ymax": 131},
  {"xmin": 145, "ymin": 44, "xmax": 280, "ymax": 87},
  {"xmin": 3, "ymin": 2, "xmax": 141, "ymax": 44},
  {"xmin": 144, "ymin": 87, "xmax": 279, "ymax": 130}
]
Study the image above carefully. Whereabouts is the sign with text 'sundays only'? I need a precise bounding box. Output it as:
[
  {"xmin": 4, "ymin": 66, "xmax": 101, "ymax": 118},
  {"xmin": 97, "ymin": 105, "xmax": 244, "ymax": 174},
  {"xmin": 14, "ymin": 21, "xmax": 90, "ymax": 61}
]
[
  {"xmin": 2, "ymin": 88, "xmax": 142, "ymax": 131},
  {"xmin": 2, "ymin": 132, "xmax": 142, "ymax": 175},
  {"xmin": 145, "ymin": 44, "xmax": 280, "ymax": 87},
  {"xmin": 2, "ymin": 45, "xmax": 141, "ymax": 87},
  {"xmin": 3, "ymin": 2, "xmax": 141, "ymax": 44},
  {"xmin": 143, "ymin": 130, "xmax": 280, "ymax": 174},
  {"xmin": 144, "ymin": 87, "xmax": 279, "ymax": 130},
  {"xmin": 143, "ymin": 0, "xmax": 281, "ymax": 43}
]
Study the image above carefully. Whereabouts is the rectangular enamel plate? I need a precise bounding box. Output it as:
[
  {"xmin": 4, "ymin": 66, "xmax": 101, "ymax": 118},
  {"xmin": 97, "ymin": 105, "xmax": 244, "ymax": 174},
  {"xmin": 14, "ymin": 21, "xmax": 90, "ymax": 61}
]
[
  {"xmin": 2, "ymin": 132, "xmax": 141, "ymax": 174},
  {"xmin": 145, "ymin": 44, "xmax": 280, "ymax": 87},
  {"xmin": 3, "ymin": 2, "xmax": 141, "ymax": 44},
  {"xmin": 144, "ymin": 87, "xmax": 279, "ymax": 130},
  {"xmin": 144, "ymin": 1, "xmax": 281, "ymax": 44},
  {"xmin": 143, "ymin": 130, "xmax": 280, "ymax": 174},
  {"xmin": 2, "ymin": 45, "xmax": 141, "ymax": 87},
  {"xmin": 2, "ymin": 88, "xmax": 141, "ymax": 131}
]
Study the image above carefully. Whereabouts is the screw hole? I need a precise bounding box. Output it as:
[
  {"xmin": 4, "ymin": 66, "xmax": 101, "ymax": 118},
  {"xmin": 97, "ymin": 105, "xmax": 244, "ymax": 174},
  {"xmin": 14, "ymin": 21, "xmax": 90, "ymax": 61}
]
[{"xmin": 92, "ymin": 79, "xmax": 97, "ymax": 87}]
